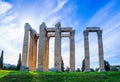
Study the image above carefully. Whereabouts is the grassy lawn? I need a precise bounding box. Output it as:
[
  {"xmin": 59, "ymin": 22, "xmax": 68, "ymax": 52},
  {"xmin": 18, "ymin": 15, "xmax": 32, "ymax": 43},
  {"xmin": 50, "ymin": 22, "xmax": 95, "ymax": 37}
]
[{"xmin": 0, "ymin": 70, "xmax": 120, "ymax": 82}]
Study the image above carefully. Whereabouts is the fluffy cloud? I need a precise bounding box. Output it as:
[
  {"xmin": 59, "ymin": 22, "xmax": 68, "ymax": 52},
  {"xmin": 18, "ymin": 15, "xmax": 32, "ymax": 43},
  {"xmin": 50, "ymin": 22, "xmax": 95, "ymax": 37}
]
[
  {"xmin": 51, "ymin": 0, "xmax": 67, "ymax": 14},
  {"xmin": 0, "ymin": 1, "xmax": 22, "ymax": 65},
  {"xmin": 1, "ymin": 13, "xmax": 18, "ymax": 23},
  {"xmin": 0, "ymin": 1, "xmax": 12, "ymax": 15}
]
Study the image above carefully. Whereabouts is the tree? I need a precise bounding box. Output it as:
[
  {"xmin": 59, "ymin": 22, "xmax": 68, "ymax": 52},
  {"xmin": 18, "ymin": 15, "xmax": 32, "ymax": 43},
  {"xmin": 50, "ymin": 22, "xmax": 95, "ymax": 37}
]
[
  {"xmin": 0, "ymin": 50, "xmax": 4, "ymax": 69},
  {"xmin": 90, "ymin": 68, "xmax": 94, "ymax": 72},
  {"xmin": 0, "ymin": 52, "xmax": 2, "ymax": 69},
  {"xmin": 16, "ymin": 53, "xmax": 22, "ymax": 70},
  {"xmin": 61, "ymin": 57, "xmax": 64, "ymax": 72},
  {"xmin": 104, "ymin": 60, "xmax": 110, "ymax": 71},
  {"xmin": 110, "ymin": 66, "xmax": 119, "ymax": 71},
  {"xmin": 95, "ymin": 68, "xmax": 99, "ymax": 71},
  {"xmin": 4, "ymin": 65, "xmax": 16, "ymax": 70},
  {"xmin": 76, "ymin": 68, "xmax": 81, "ymax": 72},
  {"xmin": 65, "ymin": 67, "xmax": 70, "ymax": 72},
  {"xmin": 81, "ymin": 59, "xmax": 85, "ymax": 72},
  {"xmin": 95, "ymin": 60, "xmax": 110, "ymax": 72}
]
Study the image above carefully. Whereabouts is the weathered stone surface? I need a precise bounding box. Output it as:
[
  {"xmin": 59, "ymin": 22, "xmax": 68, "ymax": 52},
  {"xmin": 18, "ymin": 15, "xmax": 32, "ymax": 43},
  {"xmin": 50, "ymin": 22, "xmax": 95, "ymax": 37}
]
[
  {"xmin": 22, "ymin": 22, "xmax": 75, "ymax": 72},
  {"xmin": 38, "ymin": 22, "xmax": 47, "ymax": 71},
  {"xmin": 86, "ymin": 27, "xmax": 100, "ymax": 30},
  {"xmin": 21, "ymin": 23, "xmax": 31, "ymax": 68},
  {"xmin": 83, "ymin": 28, "xmax": 105, "ymax": 72},
  {"xmin": 20, "ymin": 66, "xmax": 29, "ymax": 71},
  {"xmin": 84, "ymin": 30, "xmax": 90, "ymax": 72},
  {"xmin": 28, "ymin": 31, "xmax": 33, "ymax": 70},
  {"xmin": 97, "ymin": 30, "xmax": 105, "ymax": 72},
  {"xmin": 54, "ymin": 22, "xmax": 61, "ymax": 71},
  {"xmin": 70, "ymin": 30, "xmax": 75, "ymax": 72},
  {"xmin": 45, "ymin": 37, "xmax": 49, "ymax": 71},
  {"xmin": 46, "ymin": 28, "xmax": 72, "ymax": 32},
  {"xmin": 28, "ymin": 31, "xmax": 37, "ymax": 71}
]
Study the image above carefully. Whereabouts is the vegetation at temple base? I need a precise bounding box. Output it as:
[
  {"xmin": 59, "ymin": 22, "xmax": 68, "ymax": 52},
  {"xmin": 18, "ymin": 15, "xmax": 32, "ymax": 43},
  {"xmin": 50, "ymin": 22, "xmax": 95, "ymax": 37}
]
[
  {"xmin": 81, "ymin": 59, "xmax": 85, "ymax": 72},
  {"xmin": 76, "ymin": 68, "xmax": 81, "ymax": 72},
  {"xmin": 81, "ymin": 59, "xmax": 110, "ymax": 72},
  {"xmin": 0, "ymin": 70, "xmax": 120, "ymax": 82},
  {"xmin": 0, "ymin": 50, "xmax": 4, "ymax": 69},
  {"xmin": 16, "ymin": 53, "xmax": 22, "ymax": 70},
  {"xmin": 61, "ymin": 57, "xmax": 64, "ymax": 72}
]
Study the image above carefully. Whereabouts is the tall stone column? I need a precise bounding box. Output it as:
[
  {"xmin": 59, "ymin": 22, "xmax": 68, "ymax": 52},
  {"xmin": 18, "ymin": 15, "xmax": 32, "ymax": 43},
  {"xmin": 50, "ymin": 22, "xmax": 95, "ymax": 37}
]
[
  {"xmin": 84, "ymin": 30, "xmax": 90, "ymax": 72},
  {"xmin": 45, "ymin": 37, "xmax": 49, "ymax": 71},
  {"xmin": 97, "ymin": 30, "xmax": 105, "ymax": 72},
  {"xmin": 21, "ymin": 23, "xmax": 31, "ymax": 70},
  {"xmin": 37, "ymin": 22, "xmax": 46, "ymax": 71},
  {"xmin": 70, "ymin": 30, "xmax": 75, "ymax": 72},
  {"xmin": 28, "ymin": 31, "xmax": 37, "ymax": 71},
  {"xmin": 28, "ymin": 31, "xmax": 33, "ymax": 70},
  {"xmin": 54, "ymin": 22, "xmax": 61, "ymax": 71},
  {"xmin": 33, "ymin": 35, "xmax": 37, "ymax": 71}
]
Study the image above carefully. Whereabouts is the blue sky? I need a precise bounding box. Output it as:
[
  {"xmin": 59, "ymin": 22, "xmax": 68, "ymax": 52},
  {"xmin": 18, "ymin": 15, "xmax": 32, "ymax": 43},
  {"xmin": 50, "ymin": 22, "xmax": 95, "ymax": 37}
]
[{"xmin": 0, "ymin": 0, "xmax": 120, "ymax": 69}]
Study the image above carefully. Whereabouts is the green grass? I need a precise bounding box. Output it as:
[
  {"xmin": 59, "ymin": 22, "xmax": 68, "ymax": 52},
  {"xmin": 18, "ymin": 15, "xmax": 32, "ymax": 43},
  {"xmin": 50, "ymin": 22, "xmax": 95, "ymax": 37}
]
[{"xmin": 0, "ymin": 70, "xmax": 120, "ymax": 82}]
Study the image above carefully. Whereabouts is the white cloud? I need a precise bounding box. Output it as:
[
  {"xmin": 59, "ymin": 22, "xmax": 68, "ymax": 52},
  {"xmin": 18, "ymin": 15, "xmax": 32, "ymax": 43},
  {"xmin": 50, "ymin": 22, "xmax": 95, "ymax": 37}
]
[
  {"xmin": 1, "ymin": 13, "xmax": 18, "ymax": 23},
  {"xmin": 0, "ymin": 1, "xmax": 12, "ymax": 15},
  {"xmin": 0, "ymin": 23, "xmax": 23, "ymax": 65},
  {"xmin": 45, "ymin": 16, "xmax": 61, "ymax": 26},
  {"xmin": 0, "ymin": 1, "xmax": 22, "ymax": 65},
  {"xmin": 51, "ymin": 0, "xmax": 67, "ymax": 14}
]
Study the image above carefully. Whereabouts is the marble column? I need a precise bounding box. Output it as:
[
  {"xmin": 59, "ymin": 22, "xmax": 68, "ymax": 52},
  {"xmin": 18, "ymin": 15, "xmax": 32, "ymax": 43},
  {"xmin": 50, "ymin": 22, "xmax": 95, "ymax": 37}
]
[
  {"xmin": 33, "ymin": 35, "xmax": 37, "ymax": 71},
  {"xmin": 54, "ymin": 22, "xmax": 61, "ymax": 71},
  {"xmin": 28, "ymin": 31, "xmax": 37, "ymax": 71},
  {"xmin": 84, "ymin": 30, "xmax": 90, "ymax": 72},
  {"xmin": 97, "ymin": 30, "xmax": 105, "ymax": 72},
  {"xmin": 28, "ymin": 31, "xmax": 33, "ymax": 70},
  {"xmin": 70, "ymin": 30, "xmax": 75, "ymax": 72},
  {"xmin": 45, "ymin": 37, "xmax": 49, "ymax": 71},
  {"xmin": 37, "ymin": 22, "xmax": 46, "ymax": 71},
  {"xmin": 21, "ymin": 23, "xmax": 31, "ymax": 69}
]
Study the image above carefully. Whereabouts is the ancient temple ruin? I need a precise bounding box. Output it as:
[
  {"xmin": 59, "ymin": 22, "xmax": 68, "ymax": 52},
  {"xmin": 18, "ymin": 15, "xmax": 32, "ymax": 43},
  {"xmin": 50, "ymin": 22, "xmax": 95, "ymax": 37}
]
[
  {"xmin": 21, "ymin": 22, "xmax": 75, "ymax": 72},
  {"xmin": 83, "ymin": 27, "xmax": 105, "ymax": 72},
  {"xmin": 21, "ymin": 22, "xmax": 105, "ymax": 72}
]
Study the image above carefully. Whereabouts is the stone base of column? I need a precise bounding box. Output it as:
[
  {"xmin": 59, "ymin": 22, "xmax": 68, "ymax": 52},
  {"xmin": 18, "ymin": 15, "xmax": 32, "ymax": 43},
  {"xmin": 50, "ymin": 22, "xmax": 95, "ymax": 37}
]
[
  {"xmin": 84, "ymin": 68, "xmax": 91, "ymax": 72},
  {"xmin": 70, "ymin": 70, "xmax": 75, "ymax": 72},
  {"xmin": 70, "ymin": 68, "xmax": 75, "ymax": 72},
  {"xmin": 36, "ymin": 68, "xmax": 44, "ymax": 72},
  {"xmin": 53, "ymin": 68, "xmax": 61, "ymax": 72},
  {"xmin": 20, "ymin": 66, "xmax": 30, "ymax": 71},
  {"xmin": 50, "ymin": 68, "xmax": 58, "ymax": 72},
  {"xmin": 98, "ymin": 68, "xmax": 106, "ymax": 72}
]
